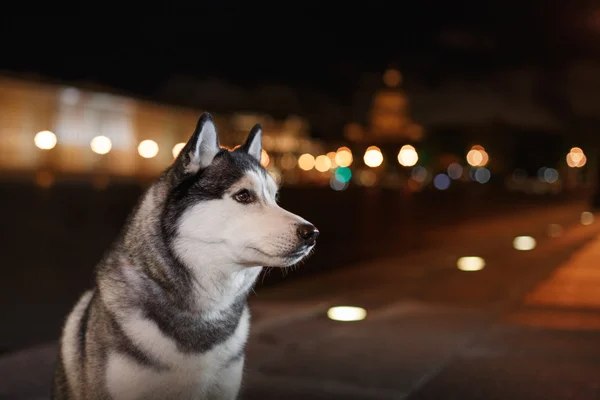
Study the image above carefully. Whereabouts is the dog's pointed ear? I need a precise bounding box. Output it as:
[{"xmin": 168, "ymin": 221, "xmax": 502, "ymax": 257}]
[
  {"xmin": 241, "ymin": 124, "xmax": 262, "ymax": 162},
  {"xmin": 175, "ymin": 113, "xmax": 220, "ymax": 175}
]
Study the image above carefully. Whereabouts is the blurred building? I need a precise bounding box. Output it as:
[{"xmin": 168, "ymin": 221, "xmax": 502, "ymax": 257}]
[{"xmin": 0, "ymin": 75, "xmax": 329, "ymax": 186}]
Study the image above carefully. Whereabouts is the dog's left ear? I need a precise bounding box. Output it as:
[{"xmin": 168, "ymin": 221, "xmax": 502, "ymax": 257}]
[
  {"xmin": 174, "ymin": 113, "xmax": 220, "ymax": 175},
  {"xmin": 240, "ymin": 124, "xmax": 262, "ymax": 162}
]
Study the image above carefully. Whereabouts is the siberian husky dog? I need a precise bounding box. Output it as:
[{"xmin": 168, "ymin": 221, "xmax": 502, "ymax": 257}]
[{"xmin": 52, "ymin": 113, "xmax": 319, "ymax": 400}]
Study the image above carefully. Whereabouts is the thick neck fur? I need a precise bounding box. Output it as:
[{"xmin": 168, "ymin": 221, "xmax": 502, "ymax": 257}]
[{"xmin": 98, "ymin": 174, "xmax": 261, "ymax": 318}]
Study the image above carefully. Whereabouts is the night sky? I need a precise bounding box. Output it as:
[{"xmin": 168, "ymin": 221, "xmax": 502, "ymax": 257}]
[{"xmin": 2, "ymin": 3, "xmax": 597, "ymax": 102}]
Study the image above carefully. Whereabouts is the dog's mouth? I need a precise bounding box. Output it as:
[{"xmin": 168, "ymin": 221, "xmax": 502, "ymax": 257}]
[
  {"xmin": 281, "ymin": 244, "xmax": 314, "ymax": 263},
  {"xmin": 249, "ymin": 243, "xmax": 315, "ymax": 267}
]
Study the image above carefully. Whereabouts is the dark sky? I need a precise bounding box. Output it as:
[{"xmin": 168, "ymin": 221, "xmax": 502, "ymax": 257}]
[{"xmin": 1, "ymin": 3, "xmax": 598, "ymax": 101}]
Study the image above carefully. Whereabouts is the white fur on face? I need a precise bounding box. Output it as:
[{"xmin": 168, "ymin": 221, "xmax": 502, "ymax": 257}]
[{"xmin": 174, "ymin": 167, "xmax": 314, "ymax": 270}]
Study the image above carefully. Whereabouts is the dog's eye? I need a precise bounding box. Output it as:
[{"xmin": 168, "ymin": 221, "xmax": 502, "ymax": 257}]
[{"xmin": 233, "ymin": 189, "xmax": 255, "ymax": 204}]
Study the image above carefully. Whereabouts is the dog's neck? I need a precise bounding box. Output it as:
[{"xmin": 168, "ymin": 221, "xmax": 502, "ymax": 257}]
[{"xmin": 111, "ymin": 183, "xmax": 261, "ymax": 314}]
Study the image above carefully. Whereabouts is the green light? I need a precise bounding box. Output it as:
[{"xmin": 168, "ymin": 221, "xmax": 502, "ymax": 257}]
[{"xmin": 335, "ymin": 167, "xmax": 352, "ymax": 183}]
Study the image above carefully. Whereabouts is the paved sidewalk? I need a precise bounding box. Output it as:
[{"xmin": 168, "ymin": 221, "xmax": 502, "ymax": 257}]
[
  {"xmin": 408, "ymin": 232, "xmax": 600, "ymax": 400},
  {"xmin": 1, "ymin": 213, "xmax": 600, "ymax": 399}
]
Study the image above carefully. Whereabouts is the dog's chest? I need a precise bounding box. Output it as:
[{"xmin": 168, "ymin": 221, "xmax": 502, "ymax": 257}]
[{"xmin": 105, "ymin": 307, "xmax": 250, "ymax": 400}]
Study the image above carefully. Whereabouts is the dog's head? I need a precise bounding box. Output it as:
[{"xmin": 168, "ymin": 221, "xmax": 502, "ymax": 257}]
[{"xmin": 162, "ymin": 113, "xmax": 318, "ymax": 270}]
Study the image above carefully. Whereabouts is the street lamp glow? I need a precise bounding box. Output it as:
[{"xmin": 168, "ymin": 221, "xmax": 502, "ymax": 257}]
[
  {"xmin": 172, "ymin": 142, "xmax": 185, "ymax": 158},
  {"xmin": 466, "ymin": 145, "xmax": 489, "ymax": 167},
  {"xmin": 335, "ymin": 147, "xmax": 353, "ymax": 167},
  {"xmin": 260, "ymin": 149, "xmax": 270, "ymax": 167},
  {"xmin": 457, "ymin": 256, "xmax": 485, "ymax": 272},
  {"xmin": 298, "ymin": 153, "xmax": 315, "ymax": 171},
  {"xmin": 327, "ymin": 306, "xmax": 367, "ymax": 322},
  {"xmin": 34, "ymin": 130, "xmax": 57, "ymax": 150},
  {"xmin": 90, "ymin": 136, "xmax": 112, "ymax": 155},
  {"xmin": 513, "ymin": 236, "xmax": 536, "ymax": 251},
  {"xmin": 138, "ymin": 140, "xmax": 159, "ymax": 158},
  {"xmin": 567, "ymin": 147, "xmax": 587, "ymax": 168},
  {"xmin": 397, "ymin": 145, "xmax": 418, "ymax": 167},
  {"xmin": 314, "ymin": 155, "xmax": 332, "ymax": 172},
  {"xmin": 363, "ymin": 146, "xmax": 383, "ymax": 168}
]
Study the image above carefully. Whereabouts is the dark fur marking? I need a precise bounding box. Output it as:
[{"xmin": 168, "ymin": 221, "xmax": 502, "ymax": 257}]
[
  {"xmin": 142, "ymin": 295, "xmax": 247, "ymax": 354},
  {"xmin": 223, "ymin": 345, "xmax": 245, "ymax": 369},
  {"xmin": 106, "ymin": 310, "xmax": 168, "ymax": 371}
]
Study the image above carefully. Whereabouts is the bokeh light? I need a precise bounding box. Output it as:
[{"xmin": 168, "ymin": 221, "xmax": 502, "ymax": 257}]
[
  {"xmin": 363, "ymin": 146, "xmax": 383, "ymax": 168},
  {"xmin": 326, "ymin": 152, "xmax": 338, "ymax": 169},
  {"xmin": 466, "ymin": 145, "xmax": 489, "ymax": 167},
  {"xmin": 447, "ymin": 163, "xmax": 463, "ymax": 180},
  {"xmin": 315, "ymin": 155, "xmax": 332, "ymax": 172},
  {"xmin": 581, "ymin": 211, "xmax": 595, "ymax": 225},
  {"xmin": 433, "ymin": 174, "xmax": 451, "ymax": 190},
  {"xmin": 298, "ymin": 153, "xmax": 315, "ymax": 171},
  {"xmin": 280, "ymin": 153, "xmax": 297, "ymax": 169},
  {"xmin": 335, "ymin": 167, "xmax": 352, "ymax": 183},
  {"xmin": 397, "ymin": 145, "xmax": 419, "ymax": 167},
  {"xmin": 34, "ymin": 130, "xmax": 57, "ymax": 150},
  {"xmin": 330, "ymin": 175, "xmax": 350, "ymax": 191},
  {"xmin": 335, "ymin": 147, "xmax": 353, "ymax": 167},
  {"xmin": 567, "ymin": 147, "xmax": 587, "ymax": 168},
  {"xmin": 474, "ymin": 168, "xmax": 491, "ymax": 184},
  {"xmin": 327, "ymin": 306, "xmax": 367, "ymax": 322},
  {"xmin": 358, "ymin": 170, "xmax": 377, "ymax": 186},
  {"xmin": 457, "ymin": 257, "xmax": 485, "ymax": 272},
  {"xmin": 513, "ymin": 236, "xmax": 536, "ymax": 251},
  {"xmin": 260, "ymin": 149, "xmax": 270, "ymax": 167},
  {"xmin": 548, "ymin": 224, "xmax": 563, "ymax": 238},
  {"xmin": 90, "ymin": 136, "xmax": 112, "ymax": 155},
  {"xmin": 138, "ymin": 140, "xmax": 159, "ymax": 158},
  {"xmin": 411, "ymin": 166, "xmax": 428, "ymax": 183},
  {"xmin": 172, "ymin": 142, "xmax": 185, "ymax": 158},
  {"xmin": 383, "ymin": 68, "xmax": 402, "ymax": 88}
]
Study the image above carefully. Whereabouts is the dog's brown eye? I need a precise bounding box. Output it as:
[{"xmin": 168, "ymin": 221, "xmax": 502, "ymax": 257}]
[{"xmin": 234, "ymin": 189, "xmax": 254, "ymax": 204}]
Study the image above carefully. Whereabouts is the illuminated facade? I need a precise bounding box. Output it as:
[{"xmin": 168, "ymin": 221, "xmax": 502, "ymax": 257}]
[{"xmin": 0, "ymin": 76, "xmax": 327, "ymax": 184}]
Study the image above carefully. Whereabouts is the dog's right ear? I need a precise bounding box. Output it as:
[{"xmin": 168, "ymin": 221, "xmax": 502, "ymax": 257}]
[{"xmin": 173, "ymin": 113, "xmax": 220, "ymax": 176}]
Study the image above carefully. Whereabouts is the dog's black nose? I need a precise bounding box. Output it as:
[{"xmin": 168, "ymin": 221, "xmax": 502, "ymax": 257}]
[{"xmin": 297, "ymin": 224, "xmax": 319, "ymax": 244}]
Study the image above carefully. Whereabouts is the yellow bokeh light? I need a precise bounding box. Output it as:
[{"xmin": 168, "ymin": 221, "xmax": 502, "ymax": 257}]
[
  {"xmin": 567, "ymin": 147, "xmax": 587, "ymax": 168},
  {"xmin": 383, "ymin": 68, "xmax": 402, "ymax": 88},
  {"xmin": 457, "ymin": 256, "xmax": 485, "ymax": 272},
  {"xmin": 327, "ymin": 306, "xmax": 367, "ymax": 322},
  {"xmin": 335, "ymin": 147, "xmax": 353, "ymax": 167},
  {"xmin": 138, "ymin": 140, "xmax": 159, "ymax": 158},
  {"xmin": 315, "ymin": 155, "xmax": 332, "ymax": 172},
  {"xmin": 90, "ymin": 136, "xmax": 112, "ymax": 155},
  {"xmin": 571, "ymin": 147, "xmax": 584, "ymax": 155},
  {"xmin": 466, "ymin": 149, "xmax": 483, "ymax": 166},
  {"xmin": 35, "ymin": 170, "xmax": 54, "ymax": 188},
  {"xmin": 34, "ymin": 130, "xmax": 57, "ymax": 150},
  {"xmin": 326, "ymin": 152, "xmax": 338, "ymax": 169},
  {"xmin": 359, "ymin": 170, "xmax": 377, "ymax": 186},
  {"xmin": 363, "ymin": 146, "xmax": 383, "ymax": 168},
  {"xmin": 280, "ymin": 153, "xmax": 297, "ymax": 169},
  {"xmin": 478, "ymin": 150, "xmax": 489, "ymax": 167},
  {"xmin": 172, "ymin": 142, "xmax": 185, "ymax": 158},
  {"xmin": 298, "ymin": 153, "xmax": 315, "ymax": 171},
  {"xmin": 471, "ymin": 145, "xmax": 485, "ymax": 151},
  {"xmin": 397, "ymin": 145, "xmax": 419, "ymax": 167},
  {"xmin": 260, "ymin": 149, "xmax": 270, "ymax": 167}
]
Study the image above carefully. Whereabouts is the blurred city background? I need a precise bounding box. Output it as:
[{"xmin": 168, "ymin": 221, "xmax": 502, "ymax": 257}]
[{"xmin": 2, "ymin": 7, "xmax": 600, "ymax": 399}]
